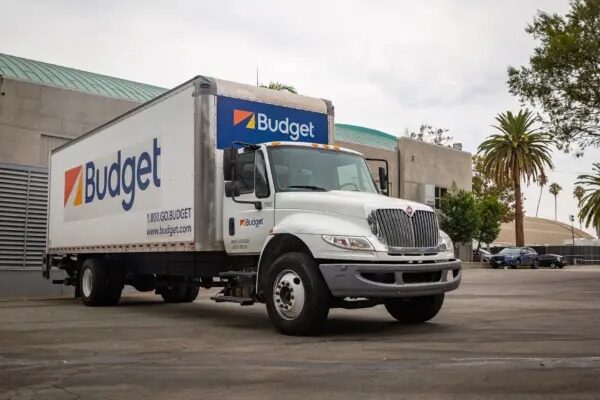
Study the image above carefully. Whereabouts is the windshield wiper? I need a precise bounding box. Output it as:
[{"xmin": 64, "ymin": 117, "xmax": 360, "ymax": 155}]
[{"xmin": 285, "ymin": 185, "xmax": 328, "ymax": 191}]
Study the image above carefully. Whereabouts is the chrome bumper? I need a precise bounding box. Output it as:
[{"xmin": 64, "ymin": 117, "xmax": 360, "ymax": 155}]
[{"xmin": 319, "ymin": 260, "xmax": 461, "ymax": 298}]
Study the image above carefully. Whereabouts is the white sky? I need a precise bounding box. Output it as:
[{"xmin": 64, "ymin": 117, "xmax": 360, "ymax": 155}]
[{"xmin": 2, "ymin": 0, "xmax": 598, "ymax": 235}]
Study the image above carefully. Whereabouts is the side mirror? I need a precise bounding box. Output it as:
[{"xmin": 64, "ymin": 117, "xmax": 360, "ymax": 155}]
[
  {"xmin": 378, "ymin": 166, "xmax": 388, "ymax": 195},
  {"xmin": 223, "ymin": 147, "xmax": 238, "ymax": 181},
  {"xmin": 224, "ymin": 181, "xmax": 240, "ymax": 198}
]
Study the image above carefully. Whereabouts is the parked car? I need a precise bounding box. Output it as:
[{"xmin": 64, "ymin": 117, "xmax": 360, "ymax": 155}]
[
  {"xmin": 490, "ymin": 247, "xmax": 539, "ymax": 269},
  {"xmin": 473, "ymin": 248, "xmax": 492, "ymax": 262},
  {"xmin": 536, "ymin": 254, "xmax": 567, "ymax": 268}
]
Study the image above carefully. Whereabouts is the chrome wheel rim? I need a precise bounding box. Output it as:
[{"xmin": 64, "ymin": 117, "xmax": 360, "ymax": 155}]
[
  {"xmin": 82, "ymin": 268, "xmax": 93, "ymax": 298},
  {"xmin": 273, "ymin": 270, "xmax": 305, "ymax": 320}
]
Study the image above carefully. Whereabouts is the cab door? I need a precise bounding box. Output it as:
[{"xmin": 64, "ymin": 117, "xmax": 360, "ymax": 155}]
[{"xmin": 223, "ymin": 149, "xmax": 275, "ymax": 254}]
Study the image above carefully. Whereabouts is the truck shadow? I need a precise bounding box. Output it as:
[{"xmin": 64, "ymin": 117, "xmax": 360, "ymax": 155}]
[{"xmin": 116, "ymin": 295, "xmax": 453, "ymax": 338}]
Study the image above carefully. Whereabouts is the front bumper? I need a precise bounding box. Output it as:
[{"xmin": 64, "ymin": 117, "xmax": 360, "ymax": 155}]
[{"xmin": 319, "ymin": 260, "xmax": 461, "ymax": 298}]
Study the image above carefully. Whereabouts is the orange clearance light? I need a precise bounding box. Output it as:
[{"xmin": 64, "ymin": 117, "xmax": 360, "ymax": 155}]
[
  {"xmin": 311, "ymin": 143, "xmax": 319, "ymax": 148},
  {"xmin": 271, "ymin": 141, "xmax": 281, "ymax": 146}
]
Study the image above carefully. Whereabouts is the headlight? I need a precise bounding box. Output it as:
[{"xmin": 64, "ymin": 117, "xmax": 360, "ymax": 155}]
[
  {"xmin": 322, "ymin": 235, "xmax": 374, "ymax": 251},
  {"xmin": 437, "ymin": 230, "xmax": 453, "ymax": 252}
]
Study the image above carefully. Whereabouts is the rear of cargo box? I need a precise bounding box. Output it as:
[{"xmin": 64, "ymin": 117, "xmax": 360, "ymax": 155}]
[{"xmin": 47, "ymin": 80, "xmax": 200, "ymax": 254}]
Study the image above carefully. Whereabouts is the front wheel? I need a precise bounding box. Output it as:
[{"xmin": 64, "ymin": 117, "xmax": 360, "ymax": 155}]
[
  {"xmin": 384, "ymin": 294, "xmax": 445, "ymax": 323},
  {"xmin": 533, "ymin": 259, "xmax": 539, "ymax": 269},
  {"xmin": 265, "ymin": 252, "xmax": 330, "ymax": 336}
]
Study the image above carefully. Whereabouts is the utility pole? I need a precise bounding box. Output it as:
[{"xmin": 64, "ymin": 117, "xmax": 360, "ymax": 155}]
[{"xmin": 569, "ymin": 214, "xmax": 575, "ymax": 246}]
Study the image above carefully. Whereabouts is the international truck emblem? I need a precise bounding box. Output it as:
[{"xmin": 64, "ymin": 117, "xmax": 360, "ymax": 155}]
[{"xmin": 405, "ymin": 205, "xmax": 414, "ymax": 217}]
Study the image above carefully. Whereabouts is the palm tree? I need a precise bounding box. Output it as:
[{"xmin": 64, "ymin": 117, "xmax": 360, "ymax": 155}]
[
  {"xmin": 477, "ymin": 109, "xmax": 553, "ymax": 246},
  {"xmin": 549, "ymin": 183, "xmax": 562, "ymax": 221},
  {"xmin": 535, "ymin": 172, "xmax": 548, "ymax": 217},
  {"xmin": 573, "ymin": 185, "xmax": 585, "ymax": 229},
  {"xmin": 575, "ymin": 163, "xmax": 600, "ymax": 233},
  {"xmin": 261, "ymin": 81, "xmax": 297, "ymax": 94}
]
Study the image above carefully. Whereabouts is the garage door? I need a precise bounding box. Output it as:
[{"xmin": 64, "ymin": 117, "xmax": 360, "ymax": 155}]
[{"xmin": 0, "ymin": 163, "xmax": 48, "ymax": 269}]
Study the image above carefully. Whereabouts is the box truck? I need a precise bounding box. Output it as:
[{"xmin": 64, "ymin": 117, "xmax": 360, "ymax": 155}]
[{"xmin": 44, "ymin": 76, "xmax": 461, "ymax": 335}]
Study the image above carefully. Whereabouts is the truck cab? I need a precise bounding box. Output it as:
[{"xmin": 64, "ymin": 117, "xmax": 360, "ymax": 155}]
[{"xmin": 222, "ymin": 141, "xmax": 461, "ymax": 334}]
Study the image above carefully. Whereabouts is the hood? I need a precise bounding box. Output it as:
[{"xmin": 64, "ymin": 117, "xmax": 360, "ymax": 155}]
[{"xmin": 275, "ymin": 190, "xmax": 433, "ymax": 219}]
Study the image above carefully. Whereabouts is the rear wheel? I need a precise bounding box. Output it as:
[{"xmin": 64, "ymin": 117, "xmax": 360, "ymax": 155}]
[
  {"xmin": 512, "ymin": 259, "xmax": 521, "ymax": 269},
  {"xmin": 160, "ymin": 283, "xmax": 199, "ymax": 303},
  {"xmin": 265, "ymin": 252, "xmax": 330, "ymax": 336},
  {"xmin": 384, "ymin": 294, "xmax": 445, "ymax": 323},
  {"xmin": 79, "ymin": 258, "xmax": 122, "ymax": 306},
  {"xmin": 533, "ymin": 259, "xmax": 539, "ymax": 269}
]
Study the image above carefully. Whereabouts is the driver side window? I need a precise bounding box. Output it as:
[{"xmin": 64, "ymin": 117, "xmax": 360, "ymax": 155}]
[{"xmin": 235, "ymin": 151, "xmax": 255, "ymax": 194}]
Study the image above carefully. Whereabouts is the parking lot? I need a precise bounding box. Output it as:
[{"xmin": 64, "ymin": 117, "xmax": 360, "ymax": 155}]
[{"xmin": 1, "ymin": 267, "xmax": 600, "ymax": 399}]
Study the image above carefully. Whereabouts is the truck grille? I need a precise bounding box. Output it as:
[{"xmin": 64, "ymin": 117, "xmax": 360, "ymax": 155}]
[{"xmin": 371, "ymin": 209, "xmax": 439, "ymax": 250}]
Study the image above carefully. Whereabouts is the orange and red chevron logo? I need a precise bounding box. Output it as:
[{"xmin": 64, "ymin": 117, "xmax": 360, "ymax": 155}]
[
  {"xmin": 64, "ymin": 165, "xmax": 83, "ymax": 207},
  {"xmin": 233, "ymin": 109, "xmax": 255, "ymax": 129}
]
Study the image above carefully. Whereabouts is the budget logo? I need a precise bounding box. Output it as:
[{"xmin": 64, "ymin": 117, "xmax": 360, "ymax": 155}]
[
  {"xmin": 233, "ymin": 109, "xmax": 255, "ymax": 129},
  {"xmin": 64, "ymin": 165, "xmax": 84, "ymax": 207},
  {"xmin": 63, "ymin": 138, "xmax": 161, "ymax": 220},
  {"xmin": 240, "ymin": 217, "xmax": 264, "ymax": 228},
  {"xmin": 232, "ymin": 108, "xmax": 315, "ymax": 141}
]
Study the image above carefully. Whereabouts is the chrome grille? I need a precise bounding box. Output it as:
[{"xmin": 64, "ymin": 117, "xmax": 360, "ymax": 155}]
[{"xmin": 371, "ymin": 209, "xmax": 439, "ymax": 250}]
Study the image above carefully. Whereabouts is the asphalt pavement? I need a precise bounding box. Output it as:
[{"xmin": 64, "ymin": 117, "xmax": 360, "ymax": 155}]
[{"xmin": 1, "ymin": 267, "xmax": 600, "ymax": 399}]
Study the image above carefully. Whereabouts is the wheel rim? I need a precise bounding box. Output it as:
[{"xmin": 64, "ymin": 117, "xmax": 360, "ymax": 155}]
[
  {"xmin": 273, "ymin": 270, "xmax": 305, "ymax": 320},
  {"xmin": 551, "ymin": 263, "xmax": 556, "ymax": 268},
  {"xmin": 82, "ymin": 267, "xmax": 93, "ymax": 298}
]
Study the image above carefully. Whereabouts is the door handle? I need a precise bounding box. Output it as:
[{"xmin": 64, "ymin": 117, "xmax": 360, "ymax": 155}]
[{"xmin": 229, "ymin": 217, "xmax": 235, "ymax": 236}]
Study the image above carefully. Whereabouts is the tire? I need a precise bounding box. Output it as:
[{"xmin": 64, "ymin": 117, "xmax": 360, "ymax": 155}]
[
  {"xmin": 160, "ymin": 284, "xmax": 188, "ymax": 303},
  {"xmin": 181, "ymin": 285, "xmax": 200, "ymax": 302},
  {"xmin": 79, "ymin": 258, "xmax": 122, "ymax": 307},
  {"xmin": 550, "ymin": 262, "xmax": 556, "ymax": 268},
  {"xmin": 533, "ymin": 259, "xmax": 539, "ymax": 269},
  {"xmin": 384, "ymin": 294, "xmax": 445, "ymax": 323},
  {"xmin": 512, "ymin": 259, "xmax": 521, "ymax": 269},
  {"xmin": 265, "ymin": 252, "xmax": 330, "ymax": 336}
]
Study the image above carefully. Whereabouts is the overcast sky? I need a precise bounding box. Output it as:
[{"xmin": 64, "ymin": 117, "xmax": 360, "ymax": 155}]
[{"xmin": 2, "ymin": 0, "xmax": 598, "ymax": 235}]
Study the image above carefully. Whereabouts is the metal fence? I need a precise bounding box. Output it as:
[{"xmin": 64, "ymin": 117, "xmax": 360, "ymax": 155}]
[
  {"xmin": 491, "ymin": 245, "xmax": 600, "ymax": 265},
  {"xmin": 0, "ymin": 163, "xmax": 48, "ymax": 269}
]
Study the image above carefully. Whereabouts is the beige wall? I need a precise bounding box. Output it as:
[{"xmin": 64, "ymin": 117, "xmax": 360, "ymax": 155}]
[
  {"xmin": 335, "ymin": 140, "xmax": 399, "ymax": 198},
  {"xmin": 398, "ymin": 137, "xmax": 472, "ymax": 202},
  {"xmin": 0, "ymin": 79, "xmax": 139, "ymax": 167}
]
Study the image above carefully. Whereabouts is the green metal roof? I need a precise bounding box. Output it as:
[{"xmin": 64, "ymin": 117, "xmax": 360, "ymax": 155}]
[
  {"xmin": 334, "ymin": 123, "xmax": 398, "ymax": 151},
  {"xmin": 0, "ymin": 53, "xmax": 167, "ymax": 102}
]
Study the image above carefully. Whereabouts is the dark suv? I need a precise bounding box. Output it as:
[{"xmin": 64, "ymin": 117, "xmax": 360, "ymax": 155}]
[{"xmin": 490, "ymin": 247, "xmax": 538, "ymax": 269}]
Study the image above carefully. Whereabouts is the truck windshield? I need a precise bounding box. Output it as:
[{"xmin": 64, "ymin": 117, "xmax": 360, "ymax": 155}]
[{"xmin": 267, "ymin": 146, "xmax": 378, "ymax": 193}]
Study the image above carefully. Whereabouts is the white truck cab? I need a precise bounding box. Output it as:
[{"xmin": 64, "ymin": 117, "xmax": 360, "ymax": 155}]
[{"xmin": 45, "ymin": 76, "xmax": 461, "ymax": 336}]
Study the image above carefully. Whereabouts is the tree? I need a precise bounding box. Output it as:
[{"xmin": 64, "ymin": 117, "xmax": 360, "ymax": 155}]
[
  {"xmin": 575, "ymin": 163, "xmax": 600, "ymax": 231},
  {"xmin": 507, "ymin": 0, "xmax": 600, "ymax": 152},
  {"xmin": 477, "ymin": 109, "xmax": 553, "ymax": 246},
  {"xmin": 261, "ymin": 81, "xmax": 297, "ymax": 94},
  {"xmin": 474, "ymin": 195, "xmax": 504, "ymax": 249},
  {"xmin": 549, "ymin": 182, "xmax": 563, "ymax": 221},
  {"xmin": 408, "ymin": 124, "xmax": 453, "ymax": 146},
  {"xmin": 472, "ymin": 155, "xmax": 515, "ymax": 223},
  {"xmin": 535, "ymin": 172, "xmax": 548, "ymax": 217},
  {"xmin": 573, "ymin": 185, "xmax": 586, "ymax": 229},
  {"xmin": 438, "ymin": 187, "xmax": 480, "ymax": 256}
]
